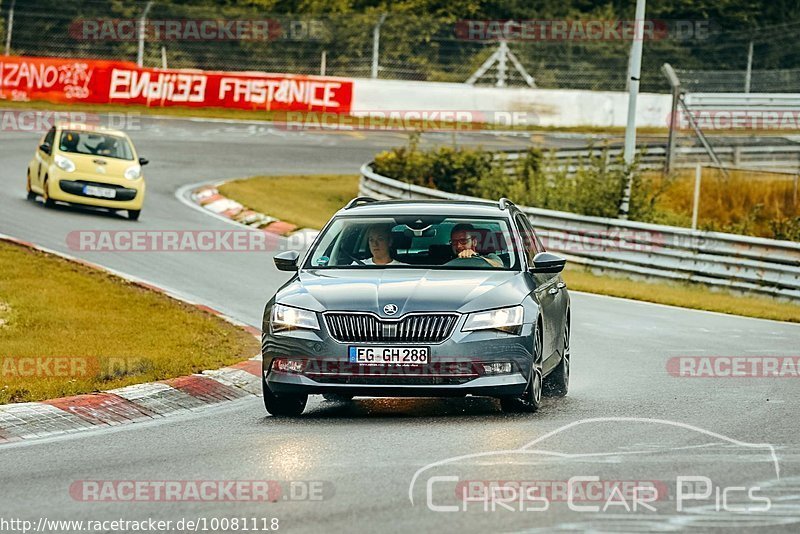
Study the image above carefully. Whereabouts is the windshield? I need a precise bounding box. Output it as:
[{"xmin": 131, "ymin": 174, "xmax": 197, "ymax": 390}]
[
  {"xmin": 305, "ymin": 216, "xmax": 520, "ymax": 270},
  {"xmin": 58, "ymin": 130, "xmax": 134, "ymax": 161}
]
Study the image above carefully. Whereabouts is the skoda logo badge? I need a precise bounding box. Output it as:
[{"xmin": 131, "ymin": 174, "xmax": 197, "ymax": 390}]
[{"xmin": 383, "ymin": 304, "xmax": 398, "ymax": 315}]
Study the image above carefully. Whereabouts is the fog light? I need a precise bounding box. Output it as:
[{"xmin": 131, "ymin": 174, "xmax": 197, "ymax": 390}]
[
  {"xmin": 482, "ymin": 362, "xmax": 512, "ymax": 375},
  {"xmin": 273, "ymin": 358, "xmax": 306, "ymax": 373}
]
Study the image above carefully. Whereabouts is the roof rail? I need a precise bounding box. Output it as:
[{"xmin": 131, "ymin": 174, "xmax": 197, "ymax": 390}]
[
  {"xmin": 344, "ymin": 197, "xmax": 379, "ymax": 210},
  {"xmin": 498, "ymin": 198, "xmax": 516, "ymax": 210}
]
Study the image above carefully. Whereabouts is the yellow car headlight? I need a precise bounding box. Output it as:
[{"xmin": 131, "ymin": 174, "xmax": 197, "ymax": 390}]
[
  {"xmin": 54, "ymin": 154, "xmax": 76, "ymax": 172},
  {"xmin": 124, "ymin": 165, "xmax": 142, "ymax": 181}
]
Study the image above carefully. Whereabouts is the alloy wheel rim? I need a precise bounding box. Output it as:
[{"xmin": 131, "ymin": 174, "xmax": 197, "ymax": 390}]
[{"xmin": 563, "ymin": 320, "xmax": 570, "ymax": 386}]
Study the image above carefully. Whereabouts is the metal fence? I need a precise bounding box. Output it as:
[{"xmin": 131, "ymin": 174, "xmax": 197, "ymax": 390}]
[
  {"xmin": 2, "ymin": 2, "xmax": 800, "ymax": 92},
  {"xmin": 499, "ymin": 143, "xmax": 800, "ymax": 177},
  {"xmin": 360, "ymin": 163, "xmax": 800, "ymax": 301}
]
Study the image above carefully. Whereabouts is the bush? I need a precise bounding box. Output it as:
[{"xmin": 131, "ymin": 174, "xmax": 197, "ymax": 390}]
[
  {"xmin": 373, "ymin": 136, "xmax": 636, "ymax": 217},
  {"xmin": 371, "ymin": 137, "xmax": 799, "ymax": 241}
]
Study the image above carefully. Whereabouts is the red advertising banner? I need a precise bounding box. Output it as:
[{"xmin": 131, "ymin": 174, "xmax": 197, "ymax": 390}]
[{"xmin": 0, "ymin": 55, "xmax": 353, "ymax": 113}]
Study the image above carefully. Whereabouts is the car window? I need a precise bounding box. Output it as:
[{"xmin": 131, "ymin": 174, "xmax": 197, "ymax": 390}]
[
  {"xmin": 58, "ymin": 130, "xmax": 134, "ymax": 160},
  {"xmin": 514, "ymin": 213, "xmax": 543, "ymax": 265},
  {"xmin": 43, "ymin": 127, "xmax": 55, "ymax": 147},
  {"xmin": 306, "ymin": 215, "xmax": 520, "ymax": 270}
]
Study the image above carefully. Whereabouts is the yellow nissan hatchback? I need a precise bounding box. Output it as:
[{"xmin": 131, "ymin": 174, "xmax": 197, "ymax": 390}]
[{"xmin": 26, "ymin": 123, "xmax": 147, "ymax": 220}]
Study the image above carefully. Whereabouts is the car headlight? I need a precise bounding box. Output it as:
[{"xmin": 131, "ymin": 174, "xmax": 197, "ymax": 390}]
[
  {"xmin": 124, "ymin": 165, "xmax": 142, "ymax": 180},
  {"xmin": 463, "ymin": 305, "xmax": 524, "ymax": 335},
  {"xmin": 271, "ymin": 304, "xmax": 319, "ymax": 332},
  {"xmin": 54, "ymin": 154, "xmax": 75, "ymax": 172}
]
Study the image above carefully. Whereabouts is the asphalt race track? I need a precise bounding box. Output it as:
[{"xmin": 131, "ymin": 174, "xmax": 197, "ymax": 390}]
[{"xmin": 1, "ymin": 115, "xmax": 799, "ymax": 532}]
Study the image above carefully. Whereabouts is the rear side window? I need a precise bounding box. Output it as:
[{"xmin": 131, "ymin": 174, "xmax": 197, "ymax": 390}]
[
  {"xmin": 43, "ymin": 127, "xmax": 55, "ymax": 146},
  {"xmin": 514, "ymin": 213, "xmax": 544, "ymax": 265}
]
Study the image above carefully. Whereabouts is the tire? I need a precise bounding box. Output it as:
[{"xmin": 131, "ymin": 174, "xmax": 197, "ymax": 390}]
[
  {"xmin": 544, "ymin": 314, "xmax": 570, "ymax": 397},
  {"xmin": 128, "ymin": 209, "xmax": 141, "ymax": 221},
  {"xmin": 42, "ymin": 177, "xmax": 55, "ymax": 208},
  {"xmin": 262, "ymin": 374, "xmax": 307, "ymax": 417},
  {"xmin": 323, "ymin": 393, "xmax": 354, "ymax": 402},
  {"xmin": 500, "ymin": 325, "xmax": 543, "ymax": 413},
  {"xmin": 26, "ymin": 173, "xmax": 36, "ymax": 200}
]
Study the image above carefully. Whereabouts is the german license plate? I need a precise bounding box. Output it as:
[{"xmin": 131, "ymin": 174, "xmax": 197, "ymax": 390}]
[
  {"xmin": 83, "ymin": 185, "xmax": 116, "ymax": 198},
  {"xmin": 349, "ymin": 346, "xmax": 429, "ymax": 364}
]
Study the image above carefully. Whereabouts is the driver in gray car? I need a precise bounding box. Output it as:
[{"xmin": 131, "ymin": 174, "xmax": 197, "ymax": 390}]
[{"xmin": 449, "ymin": 223, "xmax": 503, "ymax": 268}]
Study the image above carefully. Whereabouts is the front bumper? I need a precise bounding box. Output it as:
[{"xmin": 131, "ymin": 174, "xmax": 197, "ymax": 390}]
[
  {"xmin": 263, "ymin": 322, "xmax": 535, "ymax": 397},
  {"xmin": 52, "ymin": 177, "xmax": 144, "ymax": 210}
]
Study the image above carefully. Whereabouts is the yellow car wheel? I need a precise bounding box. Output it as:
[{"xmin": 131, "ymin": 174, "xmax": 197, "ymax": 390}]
[
  {"xmin": 42, "ymin": 177, "xmax": 56, "ymax": 208},
  {"xmin": 26, "ymin": 172, "xmax": 36, "ymax": 201}
]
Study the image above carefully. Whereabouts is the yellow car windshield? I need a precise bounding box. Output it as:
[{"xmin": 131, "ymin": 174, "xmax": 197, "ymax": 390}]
[{"xmin": 59, "ymin": 130, "xmax": 134, "ymax": 161}]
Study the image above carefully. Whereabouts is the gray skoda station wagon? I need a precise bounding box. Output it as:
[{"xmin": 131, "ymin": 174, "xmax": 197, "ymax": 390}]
[{"xmin": 261, "ymin": 197, "xmax": 571, "ymax": 416}]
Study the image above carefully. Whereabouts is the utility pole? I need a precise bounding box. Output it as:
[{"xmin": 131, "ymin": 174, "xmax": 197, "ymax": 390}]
[
  {"xmin": 744, "ymin": 40, "xmax": 754, "ymax": 93},
  {"xmin": 371, "ymin": 13, "xmax": 387, "ymax": 79},
  {"xmin": 4, "ymin": 0, "xmax": 16, "ymax": 56},
  {"xmin": 137, "ymin": 1, "xmax": 153, "ymax": 68},
  {"xmin": 661, "ymin": 63, "xmax": 681, "ymax": 174},
  {"xmin": 619, "ymin": 0, "xmax": 647, "ymax": 219}
]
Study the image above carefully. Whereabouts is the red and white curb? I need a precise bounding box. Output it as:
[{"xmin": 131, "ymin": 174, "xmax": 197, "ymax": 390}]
[
  {"xmin": 192, "ymin": 181, "xmax": 319, "ymax": 243},
  {"xmin": 0, "ymin": 234, "xmax": 264, "ymax": 445}
]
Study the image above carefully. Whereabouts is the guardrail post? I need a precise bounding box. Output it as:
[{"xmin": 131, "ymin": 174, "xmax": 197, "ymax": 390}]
[{"xmin": 692, "ymin": 164, "xmax": 702, "ymax": 230}]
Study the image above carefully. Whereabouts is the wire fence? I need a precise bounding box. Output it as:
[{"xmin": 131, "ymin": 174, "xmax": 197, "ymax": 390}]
[{"xmin": 2, "ymin": 1, "xmax": 800, "ymax": 92}]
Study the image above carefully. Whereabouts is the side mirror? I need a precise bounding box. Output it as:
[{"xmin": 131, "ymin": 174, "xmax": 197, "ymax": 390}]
[
  {"xmin": 39, "ymin": 143, "xmax": 51, "ymax": 155},
  {"xmin": 138, "ymin": 157, "xmax": 149, "ymax": 166},
  {"xmin": 531, "ymin": 251, "xmax": 566, "ymax": 274},
  {"xmin": 274, "ymin": 250, "xmax": 300, "ymax": 272}
]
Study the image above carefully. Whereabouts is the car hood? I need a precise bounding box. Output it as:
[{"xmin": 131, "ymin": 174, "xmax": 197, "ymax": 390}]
[
  {"xmin": 65, "ymin": 152, "xmax": 136, "ymax": 178},
  {"xmin": 276, "ymin": 269, "xmax": 532, "ymax": 315}
]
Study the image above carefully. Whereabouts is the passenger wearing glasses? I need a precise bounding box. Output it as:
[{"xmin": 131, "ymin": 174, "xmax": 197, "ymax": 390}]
[{"xmin": 449, "ymin": 223, "xmax": 503, "ymax": 268}]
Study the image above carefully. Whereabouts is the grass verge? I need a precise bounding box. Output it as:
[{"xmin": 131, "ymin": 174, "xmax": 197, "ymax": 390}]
[
  {"xmin": 0, "ymin": 240, "xmax": 260, "ymax": 404},
  {"xmin": 563, "ymin": 266, "xmax": 799, "ymax": 323},
  {"xmin": 219, "ymin": 174, "xmax": 360, "ymax": 230},
  {"xmin": 219, "ymin": 174, "xmax": 800, "ymax": 323}
]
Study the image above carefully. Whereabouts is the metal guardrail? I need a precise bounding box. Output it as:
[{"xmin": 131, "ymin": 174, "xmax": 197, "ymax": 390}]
[
  {"xmin": 501, "ymin": 144, "xmax": 800, "ymax": 176},
  {"xmin": 360, "ymin": 163, "xmax": 800, "ymax": 301}
]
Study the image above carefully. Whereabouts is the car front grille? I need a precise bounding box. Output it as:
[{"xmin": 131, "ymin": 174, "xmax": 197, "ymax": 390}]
[
  {"xmin": 305, "ymin": 361, "xmax": 480, "ymax": 385},
  {"xmin": 58, "ymin": 180, "xmax": 138, "ymax": 201},
  {"xmin": 324, "ymin": 313, "xmax": 458, "ymax": 343}
]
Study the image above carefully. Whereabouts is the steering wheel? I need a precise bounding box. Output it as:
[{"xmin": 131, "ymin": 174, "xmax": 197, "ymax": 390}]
[{"xmin": 341, "ymin": 250, "xmax": 366, "ymax": 266}]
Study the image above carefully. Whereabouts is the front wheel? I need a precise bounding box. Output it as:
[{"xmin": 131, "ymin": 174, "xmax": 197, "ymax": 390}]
[
  {"xmin": 26, "ymin": 173, "xmax": 36, "ymax": 200},
  {"xmin": 544, "ymin": 316, "xmax": 570, "ymax": 397},
  {"xmin": 262, "ymin": 375, "xmax": 307, "ymax": 417},
  {"xmin": 500, "ymin": 326, "xmax": 543, "ymax": 413},
  {"xmin": 128, "ymin": 209, "xmax": 141, "ymax": 221},
  {"xmin": 42, "ymin": 177, "xmax": 55, "ymax": 208}
]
